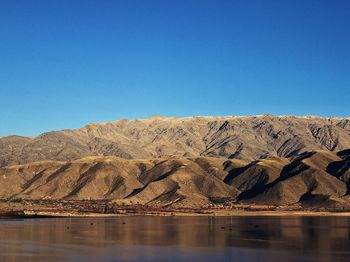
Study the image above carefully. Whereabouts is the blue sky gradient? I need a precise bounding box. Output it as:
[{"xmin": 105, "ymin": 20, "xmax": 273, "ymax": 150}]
[{"xmin": 1, "ymin": 0, "xmax": 349, "ymax": 136}]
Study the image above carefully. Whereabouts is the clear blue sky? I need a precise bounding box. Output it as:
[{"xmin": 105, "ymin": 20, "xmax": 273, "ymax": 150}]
[{"xmin": 1, "ymin": 0, "xmax": 349, "ymax": 136}]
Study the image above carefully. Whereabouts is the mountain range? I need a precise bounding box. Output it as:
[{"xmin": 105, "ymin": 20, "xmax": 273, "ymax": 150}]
[
  {"xmin": 1, "ymin": 115, "xmax": 350, "ymax": 167},
  {"xmin": 1, "ymin": 115, "xmax": 350, "ymax": 209}
]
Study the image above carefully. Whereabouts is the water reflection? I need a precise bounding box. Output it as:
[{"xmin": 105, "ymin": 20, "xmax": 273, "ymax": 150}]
[{"xmin": 0, "ymin": 216, "xmax": 349, "ymax": 261}]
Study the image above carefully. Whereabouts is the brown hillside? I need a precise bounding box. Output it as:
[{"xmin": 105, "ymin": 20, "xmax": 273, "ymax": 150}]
[{"xmin": 0, "ymin": 150, "xmax": 349, "ymax": 208}]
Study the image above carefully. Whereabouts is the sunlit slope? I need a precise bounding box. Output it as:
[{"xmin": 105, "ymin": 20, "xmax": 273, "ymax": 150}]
[
  {"xmin": 0, "ymin": 149, "xmax": 349, "ymax": 208},
  {"xmin": 1, "ymin": 115, "xmax": 350, "ymax": 167}
]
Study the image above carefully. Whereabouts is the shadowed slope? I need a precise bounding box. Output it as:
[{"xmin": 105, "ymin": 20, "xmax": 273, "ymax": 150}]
[{"xmin": 241, "ymin": 151, "xmax": 347, "ymax": 205}]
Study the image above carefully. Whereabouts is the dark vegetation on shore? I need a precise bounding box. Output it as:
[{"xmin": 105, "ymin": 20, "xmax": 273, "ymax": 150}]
[{"xmin": 1, "ymin": 198, "xmax": 350, "ymax": 218}]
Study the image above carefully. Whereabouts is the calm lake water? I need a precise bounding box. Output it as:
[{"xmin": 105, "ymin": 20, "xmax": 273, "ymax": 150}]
[{"xmin": 0, "ymin": 216, "xmax": 349, "ymax": 262}]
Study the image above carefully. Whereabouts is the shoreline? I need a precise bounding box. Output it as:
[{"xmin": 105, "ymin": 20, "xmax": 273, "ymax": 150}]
[
  {"xmin": 18, "ymin": 210, "xmax": 350, "ymax": 218},
  {"xmin": 1, "ymin": 199, "xmax": 350, "ymax": 218}
]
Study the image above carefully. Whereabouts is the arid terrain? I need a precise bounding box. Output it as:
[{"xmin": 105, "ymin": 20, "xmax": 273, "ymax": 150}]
[
  {"xmin": 1, "ymin": 115, "xmax": 350, "ymax": 216},
  {"xmin": 1, "ymin": 115, "xmax": 350, "ymax": 167}
]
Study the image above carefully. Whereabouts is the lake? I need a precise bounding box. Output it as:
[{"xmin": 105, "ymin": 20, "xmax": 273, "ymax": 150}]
[{"xmin": 0, "ymin": 216, "xmax": 349, "ymax": 262}]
